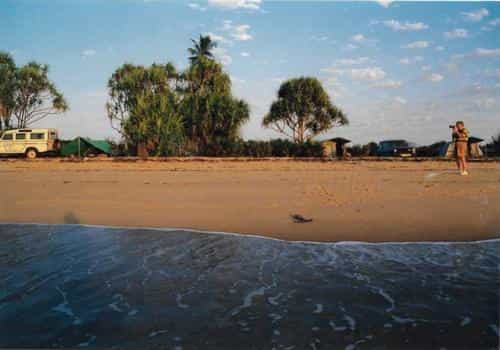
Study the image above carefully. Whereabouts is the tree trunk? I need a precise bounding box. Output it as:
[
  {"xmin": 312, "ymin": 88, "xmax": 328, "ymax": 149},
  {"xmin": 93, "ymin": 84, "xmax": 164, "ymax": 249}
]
[{"xmin": 297, "ymin": 117, "xmax": 305, "ymax": 143}]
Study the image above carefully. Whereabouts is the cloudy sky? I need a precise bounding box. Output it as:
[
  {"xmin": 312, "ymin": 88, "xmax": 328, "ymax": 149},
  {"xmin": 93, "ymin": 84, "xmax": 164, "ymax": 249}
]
[{"xmin": 2, "ymin": 0, "xmax": 499, "ymax": 145}]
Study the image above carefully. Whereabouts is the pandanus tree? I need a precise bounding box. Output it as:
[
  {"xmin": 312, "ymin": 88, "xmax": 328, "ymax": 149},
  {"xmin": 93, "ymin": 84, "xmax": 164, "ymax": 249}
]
[
  {"xmin": 106, "ymin": 62, "xmax": 184, "ymax": 155},
  {"xmin": 263, "ymin": 77, "xmax": 348, "ymax": 143},
  {"xmin": 181, "ymin": 57, "xmax": 249, "ymax": 155},
  {"xmin": 188, "ymin": 35, "xmax": 217, "ymax": 64},
  {"xmin": 106, "ymin": 36, "xmax": 250, "ymax": 156}
]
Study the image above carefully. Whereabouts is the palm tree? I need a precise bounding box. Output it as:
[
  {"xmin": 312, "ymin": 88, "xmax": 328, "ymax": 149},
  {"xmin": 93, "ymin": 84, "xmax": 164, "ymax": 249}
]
[{"xmin": 188, "ymin": 35, "xmax": 217, "ymax": 64}]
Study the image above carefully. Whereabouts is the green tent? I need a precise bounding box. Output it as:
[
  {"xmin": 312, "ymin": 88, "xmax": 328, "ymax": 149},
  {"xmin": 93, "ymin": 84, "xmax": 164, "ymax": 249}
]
[{"xmin": 60, "ymin": 137, "xmax": 112, "ymax": 157}]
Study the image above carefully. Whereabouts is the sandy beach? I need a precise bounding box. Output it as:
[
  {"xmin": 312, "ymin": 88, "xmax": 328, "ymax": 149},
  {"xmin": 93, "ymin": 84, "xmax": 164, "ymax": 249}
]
[{"xmin": 0, "ymin": 159, "xmax": 499, "ymax": 242}]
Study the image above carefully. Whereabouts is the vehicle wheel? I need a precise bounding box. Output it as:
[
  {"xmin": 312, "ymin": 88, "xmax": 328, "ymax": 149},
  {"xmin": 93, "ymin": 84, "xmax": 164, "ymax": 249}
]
[{"xmin": 25, "ymin": 148, "xmax": 38, "ymax": 159}]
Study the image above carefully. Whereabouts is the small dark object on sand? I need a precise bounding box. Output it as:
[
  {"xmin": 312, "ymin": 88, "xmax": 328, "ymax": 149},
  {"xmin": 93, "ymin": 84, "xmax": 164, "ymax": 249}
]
[{"xmin": 291, "ymin": 214, "xmax": 313, "ymax": 223}]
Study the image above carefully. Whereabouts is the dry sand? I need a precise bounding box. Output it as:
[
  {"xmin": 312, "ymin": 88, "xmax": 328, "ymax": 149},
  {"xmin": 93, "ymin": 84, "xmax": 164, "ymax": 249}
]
[{"xmin": 0, "ymin": 159, "xmax": 499, "ymax": 242}]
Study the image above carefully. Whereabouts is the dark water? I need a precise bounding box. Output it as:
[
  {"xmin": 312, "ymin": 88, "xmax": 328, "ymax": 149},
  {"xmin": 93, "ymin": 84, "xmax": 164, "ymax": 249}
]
[{"xmin": 0, "ymin": 224, "xmax": 498, "ymax": 349}]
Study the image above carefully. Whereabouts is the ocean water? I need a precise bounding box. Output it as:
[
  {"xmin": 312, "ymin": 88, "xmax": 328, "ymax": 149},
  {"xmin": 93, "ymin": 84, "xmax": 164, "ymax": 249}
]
[{"xmin": 0, "ymin": 224, "xmax": 498, "ymax": 349}]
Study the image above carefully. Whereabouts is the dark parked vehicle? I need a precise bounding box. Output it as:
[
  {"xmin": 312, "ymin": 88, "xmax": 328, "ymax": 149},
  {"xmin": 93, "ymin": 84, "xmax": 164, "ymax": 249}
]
[{"xmin": 377, "ymin": 140, "xmax": 417, "ymax": 157}]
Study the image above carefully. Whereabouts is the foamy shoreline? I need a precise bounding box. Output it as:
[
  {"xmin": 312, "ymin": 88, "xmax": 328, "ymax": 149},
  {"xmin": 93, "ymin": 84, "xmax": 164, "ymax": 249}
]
[{"xmin": 1, "ymin": 223, "xmax": 499, "ymax": 245}]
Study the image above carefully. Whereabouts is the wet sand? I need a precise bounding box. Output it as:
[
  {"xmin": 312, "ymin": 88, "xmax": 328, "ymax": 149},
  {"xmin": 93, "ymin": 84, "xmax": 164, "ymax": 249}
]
[{"xmin": 0, "ymin": 159, "xmax": 499, "ymax": 242}]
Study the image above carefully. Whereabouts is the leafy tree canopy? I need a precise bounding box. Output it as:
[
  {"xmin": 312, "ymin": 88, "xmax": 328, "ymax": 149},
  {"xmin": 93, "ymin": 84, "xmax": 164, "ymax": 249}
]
[
  {"xmin": 263, "ymin": 77, "xmax": 348, "ymax": 143},
  {"xmin": 106, "ymin": 62, "xmax": 182, "ymax": 155},
  {"xmin": 188, "ymin": 35, "xmax": 217, "ymax": 64}
]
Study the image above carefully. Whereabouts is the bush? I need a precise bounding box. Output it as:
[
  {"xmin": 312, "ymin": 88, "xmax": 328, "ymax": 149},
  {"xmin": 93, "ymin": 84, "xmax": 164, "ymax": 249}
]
[
  {"xmin": 416, "ymin": 141, "xmax": 447, "ymax": 157},
  {"xmin": 219, "ymin": 138, "xmax": 324, "ymax": 157},
  {"xmin": 348, "ymin": 142, "xmax": 378, "ymax": 156}
]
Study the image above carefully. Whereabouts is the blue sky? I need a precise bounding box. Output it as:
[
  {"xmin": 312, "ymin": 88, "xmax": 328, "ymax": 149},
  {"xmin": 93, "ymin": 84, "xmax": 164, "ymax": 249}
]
[{"xmin": 2, "ymin": 0, "xmax": 499, "ymax": 144}]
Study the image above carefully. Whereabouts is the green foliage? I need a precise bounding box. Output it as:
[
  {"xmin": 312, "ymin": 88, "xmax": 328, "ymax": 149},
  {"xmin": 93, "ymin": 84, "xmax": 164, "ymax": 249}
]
[
  {"xmin": 263, "ymin": 77, "xmax": 348, "ymax": 143},
  {"xmin": 221, "ymin": 138, "xmax": 324, "ymax": 157},
  {"xmin": 416, "ymin": 141, "xmax": 447, "ymax": 157},
  {"xmin": 180, "ymin": 57, "xmax": 249, "ymax": 155},
  {"xmin": 106, "ymin": 62, "xmax": 184, "ymax": 155},
  {"xmin": 348, "ymin": 141, "xmax": 378, "ymax": 156},
  {"xmin": 486, "ymin": 132, "xmax": 500, "ymax": 156},
  {"xmin": 188, "ymin": 35, "xmax": 217, "ymax": 64},
  {"xmin": 8, "ymin": 59, "xmax": 68, "ymax": 128},
  {"xmin": 106, "ymin": 53, "xmax": 249, "ymax": 156},
  {"xmin": 129, "ymin": 92, "xmax": 185, "ymax": 156},
  {"xmin": 0, "ymin": 52, "xmax": 16, "ymax": 131}
]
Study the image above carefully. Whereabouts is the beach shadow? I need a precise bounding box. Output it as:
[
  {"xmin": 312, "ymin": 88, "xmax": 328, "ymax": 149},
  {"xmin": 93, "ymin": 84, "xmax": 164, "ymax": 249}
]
[{"xmin": 63, "ymin": 212, "xmax": 80, "ymax": 225}]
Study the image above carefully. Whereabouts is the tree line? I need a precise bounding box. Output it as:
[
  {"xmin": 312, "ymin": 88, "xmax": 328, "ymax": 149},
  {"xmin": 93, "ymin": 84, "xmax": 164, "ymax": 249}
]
[
  {"xmin": 2, "ymin": 37, "xmax": 498, "ymax": 157},
  {"xmin": 0, "ymin": 36, "xmax": 348, "ymax": 157}
]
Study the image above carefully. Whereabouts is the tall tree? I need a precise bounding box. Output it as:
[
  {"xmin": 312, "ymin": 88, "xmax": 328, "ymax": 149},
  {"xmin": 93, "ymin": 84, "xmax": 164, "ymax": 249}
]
[
  {"xmin": 12, "ymin": 62, "xmax": 68, "ymax": 128},
  {"xmin": 181, "ymin": 57, "xmax": 249, "ymax": 155},
  {"xmin": 188, "ymin": 35, "xmax": 217, "ymax": 64},
  {"xmin": 106, "ymin": 62, "xmax": 184, "ymax": 155},
  {"xmin": 263, "ymin": 77, "xmax": 348, "ymax": 143},
  {"xmin": 0, "ymin": 51, "xmax": 17, "ymax": 131}
]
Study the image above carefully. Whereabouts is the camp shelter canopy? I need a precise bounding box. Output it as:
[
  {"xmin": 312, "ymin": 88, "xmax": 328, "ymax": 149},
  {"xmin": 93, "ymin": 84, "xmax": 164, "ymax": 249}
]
[
  {"xmin": 321, "ymin": 137, "xmax": 351, "ymax": 158},
  {"xmin": 60, "ymin": 137, "xmax": 112, "ymax": 157},
  {"xmin": 438, "ymin": 136, "xmax": 484, "ymax": 158}
]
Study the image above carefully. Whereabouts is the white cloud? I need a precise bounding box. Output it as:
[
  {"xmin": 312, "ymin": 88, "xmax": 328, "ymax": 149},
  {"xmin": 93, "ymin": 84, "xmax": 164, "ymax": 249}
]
[
  {"xmin": 204, "ymin": 32, "xmax": 231, "ymax": 44},
  {"xmin": 474, "ymin": 97, "xmax": 496, "ymax": 109},
  {"xmin": 350, "ymin": 67, "xmax": 386, "ymax": 81},
  {"xmin": 482, "ymin": 18, "xmax": 500, "ymax": 31},
  {"xmin": 81, "ymin": 49, "xmax": 96, "ymax": 58},
  {"xmin": 222, "ymin": 20, "xmax": 253, "ymax": 41},
  {"xmin": 435, "ymin": 46, "xmax": 445, "ymax": 52},
  {"xmin": 212, "ymin": 47, "xmax": 232, "ymax": 65},
  {"xmin": 394, "ymin": 96, "xmax": 407, "ymax": 105},
  {"xmin": 375, "ymin": 0, "xmax": 393, "ymax": 8},
  {"xmin": 311, "ymin": 35, "xmax": 329, "ymax": 41},
  {"xmin": 208, "ymin": 0, "xmax": 261, "ymax": 10},
  {"xmin": 240, "ymin": 51, "xmax": 251, "ymax": 57},
  {"xmin": 402, "ymin": 41, "xmax": 429, "ymax": 49},
  {"xmin": 231, "ymin": 24, "xmax": 252, "ymax": 41},
  {"xmin": 351, "ymin": 34, "xmax": 365, "ymax": 42},
  {"xmin": 488, "ymin": 18, "xmax": 500, "ymax": 26},
  {"xmin": 399, "ymin": 56, "xmax": 423, "ymax": 65},
  {"xmin": 335, "ymin": 57, "xmax": 371, "ymax": 66},
  {"xmin": 382, "ymin": 20, "xmax": 428, "ymax": 31},
  {"xmin": 475, "ymin": 48, "xmax": 500, "ymax": 57},
  {"xmin": 461, "ymin": 8, "xmax": 489, "ymax": 22},
  {"xmin": 421, "ymin": 65, "xmax": 431, "ymax": 72},
  {"xmin": 373, "ymin": 79, "xmax": 403, "ymax": 88},
  {"xmin": 188, "ymin": 3, "xmax": 207, "ymax": 11},
  {"xmin": 324, "ymin": 66, "xmax": 386, "ymax": 81},
  {"xmin": 444, "ymin": 28, "xmax": 468, "ymax": 39},
  {"xmin": 427, "ymin": 73, "xmax": 444, "ymax": 82}
]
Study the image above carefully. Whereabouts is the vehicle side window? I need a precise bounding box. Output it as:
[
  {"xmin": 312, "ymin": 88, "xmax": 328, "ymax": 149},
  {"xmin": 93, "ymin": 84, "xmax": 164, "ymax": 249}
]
[
  {"xmin": 2, "ymin": 134, "xmax": 13, "ymax": 140},
  {"xmin": 16, "ymin": 133, "xmax": 27, "ymax": 140},
  {"xmin": 50, "ymin": 132, "xmax": 57, "ymax": 140},
  {"xmin": 30, "ymin": 133, "xmax": 45, "ymax": 140}
]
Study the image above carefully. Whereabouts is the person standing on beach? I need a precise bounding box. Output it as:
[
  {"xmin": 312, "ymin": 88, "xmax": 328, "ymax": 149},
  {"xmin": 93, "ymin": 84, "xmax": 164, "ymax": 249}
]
[{"xmin": 451, "ymin": 121, "xmax": 469, "ymax": 176}]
